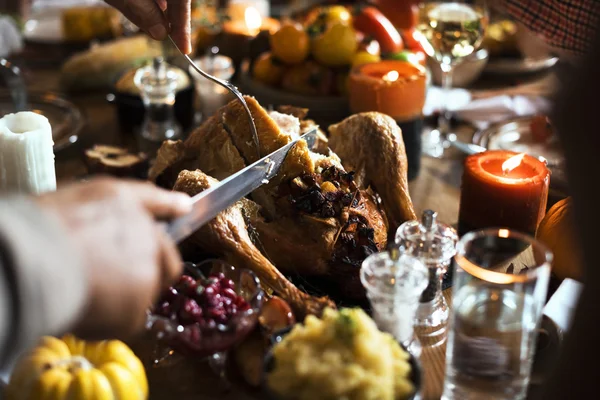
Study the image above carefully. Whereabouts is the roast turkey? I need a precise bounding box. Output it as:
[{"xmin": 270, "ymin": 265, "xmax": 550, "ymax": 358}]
[{"xmin": 151, "ymin": 97, "xmax": 416, "ymax": 306}]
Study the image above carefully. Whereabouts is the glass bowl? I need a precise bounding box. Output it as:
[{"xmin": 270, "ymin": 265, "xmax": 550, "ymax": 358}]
[{"xmin": 146, "ymin": 260, "xmax": 264, "ymax": 361}]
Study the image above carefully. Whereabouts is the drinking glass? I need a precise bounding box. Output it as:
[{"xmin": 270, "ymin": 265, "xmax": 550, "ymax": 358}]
[
  {"xmin": 443, "ymin": 229, "xmax": 552, "ymax": 400},
  {"xmin": 416, "ymin": 0, "xmax": 488, "ymax": 158}
]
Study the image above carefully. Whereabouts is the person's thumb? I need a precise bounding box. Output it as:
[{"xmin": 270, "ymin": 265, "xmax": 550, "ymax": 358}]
[{"xmin": 106, "ymin": 0, "xmax": 168, "ymax": 40}]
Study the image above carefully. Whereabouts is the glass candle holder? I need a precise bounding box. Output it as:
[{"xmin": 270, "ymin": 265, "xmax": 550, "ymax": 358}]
[
  {"xmin": 396, "ymin": 210, "xmax": 458, "ymax": 347},
  {"xmin": 443, "ymin": 229, "xmax": 552, "ymax": 400},
  {"xmin": 360, "ymin": 251, "xmax": 428, "ymax": 356},
  {"xmin": 188, "ymin": 53, "xmax": 234, "ymax": 122}
]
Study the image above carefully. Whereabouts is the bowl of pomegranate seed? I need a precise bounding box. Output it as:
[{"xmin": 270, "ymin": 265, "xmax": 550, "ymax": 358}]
[{"xmin": 146, "ymin": 260, "xmax": 264, "ymax": 359}]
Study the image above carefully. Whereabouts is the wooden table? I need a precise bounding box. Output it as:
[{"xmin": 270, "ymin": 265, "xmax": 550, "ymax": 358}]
[{"xmin": 9, "ymin": 52, "xmax": 556, "ymax": 400}]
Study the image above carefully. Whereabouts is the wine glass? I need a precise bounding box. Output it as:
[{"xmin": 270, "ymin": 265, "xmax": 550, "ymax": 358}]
[{"xmin": 416, "ymin": 0, "xmax": 488, "ymax": 158}]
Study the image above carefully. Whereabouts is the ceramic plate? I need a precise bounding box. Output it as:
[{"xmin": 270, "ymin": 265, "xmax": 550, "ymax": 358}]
[
  {"xmin": 472, "ymin": 116, "xmax": 568, "ymax": 193},
  {"xmin": 485, "ymin": 56, "xmax": 559, "ymax": 75},
  {"xmin": 0, "ymin": 90, "xmax": 84, "ymax": 152}
]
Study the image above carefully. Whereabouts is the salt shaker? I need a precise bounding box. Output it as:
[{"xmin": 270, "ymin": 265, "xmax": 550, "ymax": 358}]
[
  {"xmin": 360, "ymin": 251, "xmax": 428, "ymax": 357},
  {"xmin": 395, "ymin": 210, "xmax": 458, "ymax": 346},
  {"xmin": 134, "ymin": 57, "xmax": 182, "ymax": 142}
]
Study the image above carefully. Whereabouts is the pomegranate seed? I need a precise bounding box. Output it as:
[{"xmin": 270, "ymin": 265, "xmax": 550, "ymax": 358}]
[
  {"xmin": 208, "ymin": 306, "xmax": 225, "ymax": 319},
  {"xmin": 222, "ymin": 288, "xmax": 237, "ymax": 300},
  {"xmin": 157, "ymin": 301, "xmax": 171, "ymax": 317},
  {"xmin": 203, "ymin": 285, "xmax": 215, "ymax": 297},
  {"xmin": 222, "ymin": 279, "xmax": 235, "ymax": 290},
  {"xmin": 222, "ymin": 297, "xmax": 232, "ymax": 307},
  {"xmin": 225, "ymin": 304, "xmax": 237, "ymax": 316},
  {"xmin": 204, "ymin": 319, "xmax": 217, "ymax": 330},
  {"xmin": 176, "ymin": 275, "xmax": 197, "ymax": 295},
  {"xmin": 234, "ymin": 297, "xmax": 247, "ymax": 307},
  {"xmin": 180, "ymin": 299, "xmax": 202, "ymax": 324},
  {"xmin": 205, "ymin": 293, "xmax": 222, "ymax": 308}
]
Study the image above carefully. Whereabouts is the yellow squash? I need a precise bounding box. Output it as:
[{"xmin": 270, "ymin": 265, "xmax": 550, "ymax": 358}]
[
  {"xmin": 5, "ymin": 335, "xmax": 148, "ymax": 400},
  {"xmin": 536, "ymin": 197, "xmax": 584, "ymax": 281}
]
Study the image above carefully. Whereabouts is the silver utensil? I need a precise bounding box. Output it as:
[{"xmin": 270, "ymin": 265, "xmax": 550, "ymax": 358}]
[
  {"xmin": 166, "ymin": 127, "xmax": 319, "ymax": 243},
  {"xmin": 167, "ymin": 35, "xmax": 260, "ymax": 159},
  {"xmin": 450, "ymin": 140, "xmax": 487, "ymax": 155}
]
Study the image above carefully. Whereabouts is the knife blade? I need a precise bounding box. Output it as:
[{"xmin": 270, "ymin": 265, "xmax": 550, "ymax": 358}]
[{"xmin": 166, "ymin": 127, "xmax": 319, "ymax": 243}]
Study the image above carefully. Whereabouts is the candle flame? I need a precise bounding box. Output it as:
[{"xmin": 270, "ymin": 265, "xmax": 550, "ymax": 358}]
[
  {"xmin": 383, "ymin": 70, "xmax": 399, "ymax": 82},
  {"xmin": 245, "ymin": 7, "xmax": 262, "ymax": 35},
  {"xmin": 502, "ymin": 153, "xmax": 526, "ymax": 175}
]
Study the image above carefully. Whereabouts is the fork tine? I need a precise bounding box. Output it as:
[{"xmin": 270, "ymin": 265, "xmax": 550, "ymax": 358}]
[{"xmin": 167, "ymin": 36, "xmax": 260, "ymax": 159}]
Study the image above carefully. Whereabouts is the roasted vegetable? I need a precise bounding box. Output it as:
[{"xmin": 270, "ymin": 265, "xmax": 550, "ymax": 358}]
[
  {"xmin": 353, "ymin": 6, "xmax": 403, "ymax": 54},
  {"xmin": 311, "ymin": 22, "xmax": 358, "ymax": 67},
  {"xmin": 6, "ymin": 335, "xmax": 148, "ymax": 400}
]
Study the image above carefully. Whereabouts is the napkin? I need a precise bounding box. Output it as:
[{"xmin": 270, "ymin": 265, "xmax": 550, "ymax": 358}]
[
  {"xmin": 542, "ymin": 278, "xmax": 583, "ymax": 332},
  {"xmin": 423, "ymin": 87, "xmax": 552, "ymax": 129},
  {"xmin": 0, "ymin": 16, "xmax": 23, "ymax": 58}
]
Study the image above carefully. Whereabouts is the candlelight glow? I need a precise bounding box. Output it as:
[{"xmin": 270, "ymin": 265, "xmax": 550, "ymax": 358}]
[
  {"xmin": 383, "ymin": 70, "xmax": 399, "ymax": 82},
  {"xmin": 502, "ymin": 153, "xmax": 526, "ymax": 175},
  {"xmin": 245, "ymin": 7, "xmax": 262, "ymax": 34}
]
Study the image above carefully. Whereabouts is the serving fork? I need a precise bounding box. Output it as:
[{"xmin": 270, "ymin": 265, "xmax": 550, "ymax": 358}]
[{"xmin": 167, "ymin": 35, "xmax": 260, "ymax": 159}]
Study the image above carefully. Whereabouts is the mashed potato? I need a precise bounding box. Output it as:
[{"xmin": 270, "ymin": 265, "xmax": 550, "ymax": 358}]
[{"xmin": 266, "ymin": 308, "xmax": 414, "ymax": 400}]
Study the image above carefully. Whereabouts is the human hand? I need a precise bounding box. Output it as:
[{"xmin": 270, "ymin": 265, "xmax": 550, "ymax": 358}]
[
  {"xmin": 105, "ymin": 0, "xmax": 192, "ymax": 54},
  {"xmin": 35, "ymin": 177, "xmax": 192, "ymax": 340}
]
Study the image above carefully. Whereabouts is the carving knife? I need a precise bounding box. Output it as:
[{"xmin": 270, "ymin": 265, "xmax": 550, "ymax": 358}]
[{"xmin": 165, "ymin": 127, "xmax": 319, "ymax": 243}]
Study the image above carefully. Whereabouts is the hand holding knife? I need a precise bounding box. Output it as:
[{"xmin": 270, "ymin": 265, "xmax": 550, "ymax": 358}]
[{"xmin": 164, "ymin": 127, "xmax": 319, "ymax": 243}]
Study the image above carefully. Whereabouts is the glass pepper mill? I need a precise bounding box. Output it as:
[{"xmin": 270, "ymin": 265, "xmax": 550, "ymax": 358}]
[
  {"xmin": 395, "ymin": 210, "xmax": 458, "ymax": 347},
  {"xmin": 134, "ymin": 57, "xmax": 182, "ymax": 142}
]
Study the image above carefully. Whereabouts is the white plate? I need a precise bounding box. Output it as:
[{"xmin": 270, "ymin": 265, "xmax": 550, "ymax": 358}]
[
  {"xmin": 23, "ymin": 8, "xmax": 64, "ymax": 44},
  {"xmin": 485, "ymin": 56, "xmax": 559, "ymax": 75}
]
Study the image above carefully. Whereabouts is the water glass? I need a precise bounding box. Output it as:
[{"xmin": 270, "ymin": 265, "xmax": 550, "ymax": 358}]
[{"xmin": 443, "ymin": 229, "xmax": 552, "ymax": 400}]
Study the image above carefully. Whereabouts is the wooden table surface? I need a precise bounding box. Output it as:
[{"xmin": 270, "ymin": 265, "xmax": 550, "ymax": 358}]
[{"xmin": 8, "ymin": 49, "xmax": 557, "ymax": 400}]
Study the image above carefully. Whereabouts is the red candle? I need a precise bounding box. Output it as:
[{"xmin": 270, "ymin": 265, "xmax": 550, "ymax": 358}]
[{"xmin": 458, "ymin": 150, "xmax": 551, "ymax": 236}]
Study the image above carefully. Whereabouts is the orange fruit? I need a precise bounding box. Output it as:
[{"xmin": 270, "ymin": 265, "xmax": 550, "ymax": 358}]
[
  {"xmin": 270, "ymin": 23, "xmax": 310, "ymax": 65},
  {"xmin": 252, "ymin": 52, "xmax": 285, "ymax": 86}
]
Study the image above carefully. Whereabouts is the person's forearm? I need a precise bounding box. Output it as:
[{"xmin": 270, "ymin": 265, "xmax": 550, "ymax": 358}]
[
  {"xmin": 498, "ymin": 0, "xmax": 600, "ymax": 57},
  {"xmin": 0, "ymin": 197, "xmax": 88, "ymax": 367},
  {"xmin": 537, "ymin": 23, "xmax": 600, "ymax": 400}
]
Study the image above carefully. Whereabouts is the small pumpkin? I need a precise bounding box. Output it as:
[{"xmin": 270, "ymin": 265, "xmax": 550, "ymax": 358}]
[
  {"xmin": 536, "ymin": 197, "xmax": 583, "ymax": 281},
  {"xmin": 5, "ymin": 334, "xmax": 148, "ymax": 400}
]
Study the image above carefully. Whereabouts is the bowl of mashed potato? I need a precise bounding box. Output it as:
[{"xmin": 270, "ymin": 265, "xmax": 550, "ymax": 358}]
[{"xmin": 263, "ymin": 307, "xmax": 420, "ymax": 400}]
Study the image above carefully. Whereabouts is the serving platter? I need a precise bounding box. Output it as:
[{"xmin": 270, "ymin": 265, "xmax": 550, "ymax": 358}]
[{"xmin": 236, "ymin": 60, "xmax": 350, "ymax": 126}]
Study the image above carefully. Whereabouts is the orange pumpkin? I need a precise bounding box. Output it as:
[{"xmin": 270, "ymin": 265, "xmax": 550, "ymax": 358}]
[{"xmin": 536, "ymin": 197, "xmax": 584, "ymax": 281}]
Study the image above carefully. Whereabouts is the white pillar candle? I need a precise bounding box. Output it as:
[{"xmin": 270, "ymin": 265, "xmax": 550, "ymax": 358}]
[{"xmin": 0, "ymin": 112, "xmax": 56, "ymax": 195}]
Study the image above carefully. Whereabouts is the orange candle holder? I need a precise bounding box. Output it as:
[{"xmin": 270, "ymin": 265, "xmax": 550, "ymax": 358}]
[
  {"xmin": 348, "ymin": 60, "xmax": 427, "ymax": 181},
  {"xmin": 348, "ymin": 60, "xmax": 426, "ymax": 121},
  {"xmin": 458, "ymin": 150, "xmax": 551, "ymax": 236}
]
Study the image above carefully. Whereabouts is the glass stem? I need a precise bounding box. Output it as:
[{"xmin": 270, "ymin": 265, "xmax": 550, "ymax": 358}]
[{"xmin": 438, "ymin": 62, "xmax": 454, "ymax": 142}]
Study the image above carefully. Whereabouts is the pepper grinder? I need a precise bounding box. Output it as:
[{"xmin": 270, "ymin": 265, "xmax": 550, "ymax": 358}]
[
  {"xmin": 360, "ymin": 251, "xmax": 429, "ymax": 357},
  {"xmin": 134, "ymin": 57, "xmax": 182, "ymax": 142},
  {"xmin": 395, "ymin": 210, "xmax": 458, "ymax": 347}
]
